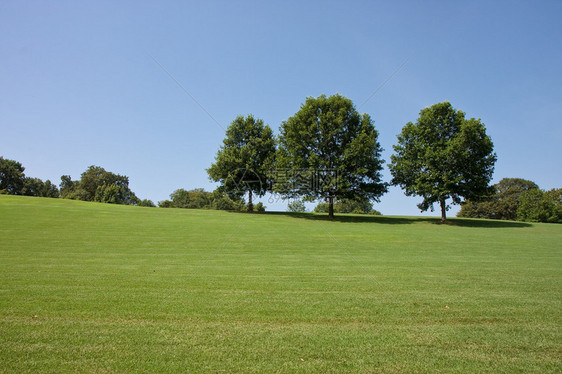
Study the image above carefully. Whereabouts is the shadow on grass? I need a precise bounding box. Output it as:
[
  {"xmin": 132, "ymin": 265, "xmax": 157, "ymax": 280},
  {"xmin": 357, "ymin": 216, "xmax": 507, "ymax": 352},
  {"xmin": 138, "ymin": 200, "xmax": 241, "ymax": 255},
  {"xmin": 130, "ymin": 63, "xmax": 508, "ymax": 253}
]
[{"xmin": 261, "ymin": 211, "xmax": 532, "ymax": 228}]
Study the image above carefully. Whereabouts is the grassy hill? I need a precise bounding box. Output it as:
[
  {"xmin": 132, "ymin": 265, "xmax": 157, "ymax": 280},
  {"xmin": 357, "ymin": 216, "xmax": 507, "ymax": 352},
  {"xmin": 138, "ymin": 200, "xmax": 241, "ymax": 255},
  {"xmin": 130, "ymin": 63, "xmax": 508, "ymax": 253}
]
[{"xmin": 0, "ymin": 195, "xmax": 560, "ymax": 373}]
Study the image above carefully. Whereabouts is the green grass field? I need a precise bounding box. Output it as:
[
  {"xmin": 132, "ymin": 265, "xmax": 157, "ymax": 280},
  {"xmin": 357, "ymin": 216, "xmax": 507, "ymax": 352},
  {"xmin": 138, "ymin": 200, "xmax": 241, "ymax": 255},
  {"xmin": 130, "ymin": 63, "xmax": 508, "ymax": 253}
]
[{"xmin": 0, "ymin": 195, "xmax": 560, "ymax": 373}]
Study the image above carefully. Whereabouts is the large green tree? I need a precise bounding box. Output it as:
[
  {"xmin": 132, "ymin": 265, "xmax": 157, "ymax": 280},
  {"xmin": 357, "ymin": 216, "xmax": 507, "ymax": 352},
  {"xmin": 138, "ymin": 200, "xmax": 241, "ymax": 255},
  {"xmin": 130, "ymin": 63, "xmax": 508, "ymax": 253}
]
[
  {"xmin": 0, "ymin": 157, "xmax": 26, "ymax": 195},
  {"xmin": 277, "ymin": 94, "xmax": 387, "ymax": 218},
  {"xmin": 207, "ymin": 115, "xmax": 276, "ymax": 212},
  {"xmin": 389, "ymin": 102, "xmax": 497, "ymax": 222}
]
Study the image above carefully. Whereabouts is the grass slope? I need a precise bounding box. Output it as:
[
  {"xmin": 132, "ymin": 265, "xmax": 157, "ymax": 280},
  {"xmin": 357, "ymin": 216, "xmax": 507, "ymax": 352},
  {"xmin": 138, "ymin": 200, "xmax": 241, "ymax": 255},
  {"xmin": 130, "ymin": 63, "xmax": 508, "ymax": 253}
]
[{"xmin": 0, "ymin": 195, "xmax": 560, "ymax": 373}]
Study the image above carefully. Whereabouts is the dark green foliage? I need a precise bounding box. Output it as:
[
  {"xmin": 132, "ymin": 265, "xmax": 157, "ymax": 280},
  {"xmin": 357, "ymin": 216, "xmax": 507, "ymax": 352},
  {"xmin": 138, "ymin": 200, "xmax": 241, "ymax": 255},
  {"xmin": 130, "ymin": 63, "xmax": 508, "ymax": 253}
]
[
  {"xmin": 169, "ymin": 189, "xmax": 190, "ymax": 208},
  {"xmin": 41, "ymin": 180, "xmax": 60, "ymax": 198},
  {"xmin": 314, "ymin": 197, "xmax": 379, "ymax": 215},
  {"xmin": 78, "ymin": 166, "xmax": 131, "ymax": 202},
  {"xmin": 458, "ymin": 178, "xmax": 560, "ymax": 223},
  {"xmin": 287, "ymin": 199, "xmax": 307, "ymax": 213},
  {"xmin": 94, "ymin": 184, "xmax": 139, "ymax": 205},
  {"xmin": 458, "ymin": 178, "xmax": 539, "ymax": 220},
  {"xmin": 389, "ymin": 102, "xmax": 496, "ymax": 221},
  {"xmin": 277, "ymin": 94, "xmax": 387, "ymax": 218},
  {"xmin": 210, "ymin": 195, "xmax": 243, "ymax": 211},
  {"xmin": 158, "ymin": 200, "xmax": 175, "ymax": 208},
  {"xmin": 170, "ymin": 188, "xmax": 212, "ymax": 209},
  {"xmin": 544, "ymin": 188, "xmax": 562, "ymax": 222},
  {"xmin": 60, "ymin": 166, "xmax": 139, "ymax": 205},
  {"xmin": 313, "ymin": 203, "xmax": 329, "ymax": 213},
  {"xmin": 138, "ymin": 199, "xmax": 156, "ymax": 207},
  {"xmin": 208, "ymin": 115, "xmax": 276, "ymax": 212},
  {"xmin": 161, "ymin": 188, "xmax": 246, "ymax": 211},
  {"xmin": 20, "ymin": 178, "xmax": 43, "ymax": 197},
  {"xmin": 0, "ymin": 157, "xmax": 59, "ymax": 197},
  {"xmin": 59, "ymin": 175, "xmax": 78, "ymax": 198},
  {"xmin": 187, "ymin": 189, "xmax": 212, "ymax": 209},
  {"xmin": 0, "ymin": 157, "xmax": 26, "ymax": 195},
  {"xmin": 21, "ymin": 177, "xmax": 60, "ymax": 198},
  {"xmin": 210, "ymin": 189, "xmax": 245, "ymax": 211},
  {"xmin": 254, "ymin": 202, "xmax": 266, "ymax": 213},
  {"xmin": 517, "ymin": 188, "xmax": 561, "ymax": 223}
]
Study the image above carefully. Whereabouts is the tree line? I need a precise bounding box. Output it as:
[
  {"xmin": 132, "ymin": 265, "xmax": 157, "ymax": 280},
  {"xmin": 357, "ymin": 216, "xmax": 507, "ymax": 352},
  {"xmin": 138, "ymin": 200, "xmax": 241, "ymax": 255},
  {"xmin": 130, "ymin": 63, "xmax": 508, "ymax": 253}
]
[
  {"xmin": 0, "ymin": 160, "xmax": 154, "ymax": 206},
  {"xmin": 0, "ymin": 158, "xmax": 258, "ymax": 211},
  {"xmin": 0, "ymin": 157, "xmax": 60, "ymax": 198},
  {"xmin": 2, "ymin": 95, "xmax": 560, "ymax": 223}
]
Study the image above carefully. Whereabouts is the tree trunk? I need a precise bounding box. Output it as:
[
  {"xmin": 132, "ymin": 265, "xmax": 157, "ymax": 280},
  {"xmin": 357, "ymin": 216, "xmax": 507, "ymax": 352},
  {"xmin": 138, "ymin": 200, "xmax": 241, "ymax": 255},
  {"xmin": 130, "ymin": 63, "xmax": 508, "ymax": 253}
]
[
  {"xmin": 247, "ymin": 190, "xmax": 253, "ymax": 212},
  {"xmin": 440, "ymin": 198, "xmax": 447, "ymax": 222},
  {"xmin": 328, "ymin": 196, "xmax": 334, "ymax": 219}
]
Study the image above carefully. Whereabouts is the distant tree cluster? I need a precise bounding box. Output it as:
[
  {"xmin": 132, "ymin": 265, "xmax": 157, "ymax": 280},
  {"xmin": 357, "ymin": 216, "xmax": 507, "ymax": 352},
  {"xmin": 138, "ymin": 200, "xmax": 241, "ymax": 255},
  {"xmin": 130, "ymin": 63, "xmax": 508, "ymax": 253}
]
[
  {"xmin": 458, "ymin": 178, "xmax": 561, "ymax": 223},
  {"xmin": 517, "ymin": 188, "xmax": 561, "ymax": 223},
  {"xmin": 158, "ymin": 188, "xmax": 265, "ymax": 212},
  {"xmin": 0, "ymin": 158, "xmax": 157, "ymax": 206},
  {"xmin": 60, "ymin": 166, "xmax": 141, "ymax": 205},
  {"xmin": 0, "ymin": 157, "xmax": 59, "ymax": 197},
  {"xmin": 0, "ymin": 156, "xmax": 262, "ymax": 212},
  {"xmin": 314, "ymin": 198, "xmax": 381, "ymax": 215}
]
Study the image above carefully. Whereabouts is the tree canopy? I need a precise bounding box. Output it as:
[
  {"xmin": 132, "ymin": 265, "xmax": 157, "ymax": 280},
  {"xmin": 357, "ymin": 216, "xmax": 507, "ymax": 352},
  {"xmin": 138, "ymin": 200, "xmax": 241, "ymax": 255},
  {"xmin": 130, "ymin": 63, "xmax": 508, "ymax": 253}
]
[
  {"xmin": 207, "ymin": 115, "xmax": 276, "ymax": 212},
  {"xmin": 276, "ymin": 94, "xmax": 387, "ymax": 218},
  {"xmin": 389, "ymin": 101, "xmax": 497, "ymax": 221}
]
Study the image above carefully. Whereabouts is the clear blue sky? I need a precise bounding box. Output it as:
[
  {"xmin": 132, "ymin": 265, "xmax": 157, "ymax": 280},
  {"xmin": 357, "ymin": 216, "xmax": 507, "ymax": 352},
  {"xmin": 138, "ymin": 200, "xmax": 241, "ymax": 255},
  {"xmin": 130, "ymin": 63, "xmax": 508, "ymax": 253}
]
[{"xmin": 1, "ymin": 0, "xmax": 561, "ymax": 215}]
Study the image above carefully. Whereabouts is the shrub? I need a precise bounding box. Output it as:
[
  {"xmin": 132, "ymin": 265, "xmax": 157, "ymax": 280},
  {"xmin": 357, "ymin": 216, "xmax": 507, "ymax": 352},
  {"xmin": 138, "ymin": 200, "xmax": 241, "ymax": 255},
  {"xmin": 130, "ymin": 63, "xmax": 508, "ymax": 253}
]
[
  {"xmin": 170, "ymin": 188, "xmax": 212, "ymax": 209},
  {"xmin": 255, "ymin": 202, "xmax": 266, "ymax": 213},
  {"xmin": 139, "ymin": 199, "xmax": 156, "ymax": 207},
  {"xmin": 287, "ymin": 200, "xmax": 307, "ymax": 213},
  {"xmin": 158, "ymin": 200, "xmax": 175, "ymax": 208},
  {"xmin": 211, "ymin": 196, "xmax": 244, "ymax": 211},
  {"xmin": 314, "ymin": 198, "xmax": 379, "ymax": 215}
]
